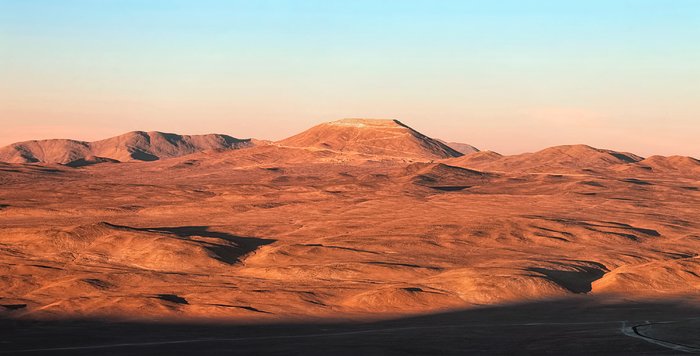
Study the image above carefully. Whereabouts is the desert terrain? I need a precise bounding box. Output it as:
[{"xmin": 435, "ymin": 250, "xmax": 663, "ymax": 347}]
[{"xmin": 1, "ymin": 119, "xmax": 699, "ymax": 354}]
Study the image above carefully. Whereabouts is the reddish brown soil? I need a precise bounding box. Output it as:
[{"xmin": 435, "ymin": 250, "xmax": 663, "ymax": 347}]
[{"xmin": 1, "ymin": 120, "xmax": 699, "ymax": 343}]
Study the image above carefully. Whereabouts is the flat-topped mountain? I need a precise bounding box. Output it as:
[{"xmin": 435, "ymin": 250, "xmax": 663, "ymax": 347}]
[
  {"xmin": 277, "ymin": 119, "xmax": 464, "ymax": 159},
  {"xmin": 0, "ymin": 131, "xmax": 253, "ymax": 166}
]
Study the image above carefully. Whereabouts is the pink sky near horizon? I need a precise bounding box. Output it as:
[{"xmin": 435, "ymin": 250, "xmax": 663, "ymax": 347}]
[
  {"xmin": 0, "ymin": 79, "xmax": 697, "ymax": 157},
  {"xmin": 1, "ymin": 1, "xmax": 698, "ymax": 157},
  {"xmin": 0, "ymin": 108, "xmax": 696, "ymax": 158}
]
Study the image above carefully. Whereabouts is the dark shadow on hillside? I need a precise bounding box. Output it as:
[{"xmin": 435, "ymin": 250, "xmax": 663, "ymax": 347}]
[
  {"xmin": 149, "ymin": 226, "xmax": 275, "ymax": 264},
  {"xmin": 429, "ymin": 185, "xmax": 470, "ymax": 191},
  {"xmin": 2, "ymin": 298, "xmax": 699, "ymax": 355},
  {"xmin": 64, "ymin": 157, "xmax": 119, "ymax": 168},
  {"xmin": 609, "ymin": 152, "xmax": 641, "ymax": 163},
  {"xmin": 528, "ymin": 267, "xmax": 606, "ymax": 293},
  {"xmin": 155, "ymin": 294, "xmax": 189, "ymax": 305},
  {"xmin": 108, "ymin": 224, "xmax": 276, "ymax": 264},
  {"xmin": 622, "ymin": 178, "xmax": 653, "ymax": 186},
  {"xmin": 129, "ymin": 150, "xmax": 159, "ymax": 161}
]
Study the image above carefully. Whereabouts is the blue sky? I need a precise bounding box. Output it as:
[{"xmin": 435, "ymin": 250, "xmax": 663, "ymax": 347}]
[{"xmin": 1, "ymin": 0, "xmax": 698, "ymax": 155}]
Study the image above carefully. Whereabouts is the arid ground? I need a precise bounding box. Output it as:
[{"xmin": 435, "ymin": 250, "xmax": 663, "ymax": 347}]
[{"xmin": 1, "ymin": 119, "xmax": 699, "ymax": 354}]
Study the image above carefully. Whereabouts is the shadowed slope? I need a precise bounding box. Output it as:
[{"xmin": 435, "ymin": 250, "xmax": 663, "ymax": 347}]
[{"xmin": 125, "ymin": 225, "xmax": 276, "ymax": 264}]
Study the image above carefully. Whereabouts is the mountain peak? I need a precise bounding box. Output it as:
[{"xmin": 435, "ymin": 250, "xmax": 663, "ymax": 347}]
[{"xmin": 278, "ymin": 119, "xmax": 463, "ymax": 159}]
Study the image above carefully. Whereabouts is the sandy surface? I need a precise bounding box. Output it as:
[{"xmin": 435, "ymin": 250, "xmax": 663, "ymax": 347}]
[{"xmin": 1, "ymin": 119, "xmax": 699, "ymax": 353}]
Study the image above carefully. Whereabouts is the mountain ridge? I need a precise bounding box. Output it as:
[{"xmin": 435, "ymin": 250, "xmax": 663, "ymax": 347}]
[
  {"xmin": 0, "ymin": 131, "xmax": 253, "ymax": 166},
  {"xmin": 1, "ymin": 120, "xmax": 697, "ymax": 172}
]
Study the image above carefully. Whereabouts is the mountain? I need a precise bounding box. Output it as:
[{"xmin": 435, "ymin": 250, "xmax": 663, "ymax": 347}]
[
  {"xmin": 277, "ymin": 119, "xmax": 463, "ymax": 159},
  {"xmin": 637, "ymin": 155, "xmax": 700, "ymax": 173},
  {"xmin": 0, "ymin": 131, "xmax": 253, "ymax": 166},
  {"xmin": 446, "ymin": 145, "xmax": 643, "ymax": 173}
]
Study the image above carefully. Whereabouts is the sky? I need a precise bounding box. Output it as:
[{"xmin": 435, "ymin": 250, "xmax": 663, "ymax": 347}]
[{"xmin": 0, "ymin": 0, "xmax": 698, "ymax": 156}]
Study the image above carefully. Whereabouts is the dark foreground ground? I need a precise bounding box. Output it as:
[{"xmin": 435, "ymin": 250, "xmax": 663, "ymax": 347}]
[{"xmin": 2, "ymin": 298, "xmax": 700, "ymax": 355}]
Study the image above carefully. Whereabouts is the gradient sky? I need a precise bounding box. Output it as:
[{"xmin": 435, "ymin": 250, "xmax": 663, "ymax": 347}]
[{"xmin": 1, "ymin": 0, "xmax": 698, "ymax": 156}]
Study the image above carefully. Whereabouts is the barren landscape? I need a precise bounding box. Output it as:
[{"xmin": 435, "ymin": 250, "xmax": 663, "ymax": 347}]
[{"xmin": 1, "ymin": 119, "xmax": 699, "ymax": 354}]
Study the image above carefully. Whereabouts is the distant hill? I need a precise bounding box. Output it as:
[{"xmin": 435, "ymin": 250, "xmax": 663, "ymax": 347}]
[
  {"xmin": 445, "ymin": 145, "xmax": 644, "ymax": 173},
  {"xmin": 0, "ymin": 131, "xmax": 253, "ymax": 166},
  {"xmin": 637, "ymin": 155, "xmax": 700, "ymax": 173},
  {"xmin": 443, "ymin": 151, "xmax": 503, "ymax": 167},
  {"xmin": 277, "ymin": 118, "xmax": 463, "ymax": 159},
  {"xmin": 437, "ymin": 140, "xmax": 480, "ymax": 155}
]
